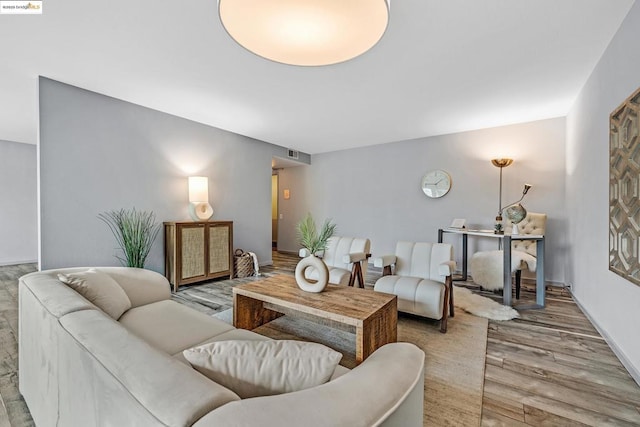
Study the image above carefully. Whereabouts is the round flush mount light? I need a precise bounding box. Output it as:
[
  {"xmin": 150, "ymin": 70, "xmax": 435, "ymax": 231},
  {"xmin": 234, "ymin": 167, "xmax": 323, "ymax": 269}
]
[{"xmin": 218, "ymin": 0, "xmax": 390, "ymax": 66}]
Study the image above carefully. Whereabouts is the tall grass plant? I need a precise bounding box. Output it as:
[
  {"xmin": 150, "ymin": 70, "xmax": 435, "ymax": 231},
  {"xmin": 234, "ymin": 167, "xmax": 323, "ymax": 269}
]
[{"xmin": 98, "ymin": 208, "xmax": 160, "ymax": 268}]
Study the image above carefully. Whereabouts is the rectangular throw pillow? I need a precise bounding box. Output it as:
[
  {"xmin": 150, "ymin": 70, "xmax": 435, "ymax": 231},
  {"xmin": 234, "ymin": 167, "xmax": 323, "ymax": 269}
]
[
  {"xmin": 183, "ymin": 340, "xmax": 342, "ymax": 398},
  {"xmin": 58, "ymin": 269, "xmax": 132, "ymax": 320}
]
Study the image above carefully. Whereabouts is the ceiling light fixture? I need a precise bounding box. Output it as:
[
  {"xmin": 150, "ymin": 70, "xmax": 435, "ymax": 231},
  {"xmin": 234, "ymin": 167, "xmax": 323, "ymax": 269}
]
[{"xmin": 218, "ymin": 0, "xmax": 390, "ymax": 66}]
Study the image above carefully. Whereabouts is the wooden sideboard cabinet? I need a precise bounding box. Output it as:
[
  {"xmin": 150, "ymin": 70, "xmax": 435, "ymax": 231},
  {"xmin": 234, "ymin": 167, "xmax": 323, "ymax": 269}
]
[{"xmin": 164, "ymin": 221, "xmax": 233, "ymax": 291}]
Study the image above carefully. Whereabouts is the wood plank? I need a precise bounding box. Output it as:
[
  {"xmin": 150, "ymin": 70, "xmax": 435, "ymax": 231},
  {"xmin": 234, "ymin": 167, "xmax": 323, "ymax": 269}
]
[
  {"xmin": 482, "ymin": 380, "xmax": 526, "ymax": 422},
  {"xmin": 485, "ymin": 364, "xmax": 640, "ymax": 424},
  {"xmin": 487, "ymin": 337, "xmax": 558, "ymax": 364},
  {"xmin": 488, "ymin": 323, "xmax": 623, "ymax": 365},
  {"xmin": 523, "ymin": 405, "xmax": 589, "ymax": 427},
  {"xmin": 500, "ymin": 355, "xmax": 640, "ymax": 405},
  {"xmin": 481, "ymin": 408, "xmax": 529, "ymax": 426},
  {"xmin": 0, "ymin": 373, "xmax": 34, "ymax": 427},
  {"xmin": 523, "ymin": 395, "xmax": 640, "ymax": 427}
]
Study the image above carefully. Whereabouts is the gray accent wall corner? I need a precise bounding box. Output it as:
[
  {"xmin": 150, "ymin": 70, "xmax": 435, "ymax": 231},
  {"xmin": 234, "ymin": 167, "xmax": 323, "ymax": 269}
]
[
  {"xmin": 38, "ymin": 77, "xmax": 303, "ymax": 273},
  {"xmin": 0, "ymin": 140, "xmax": 37, "ymax": 265}
]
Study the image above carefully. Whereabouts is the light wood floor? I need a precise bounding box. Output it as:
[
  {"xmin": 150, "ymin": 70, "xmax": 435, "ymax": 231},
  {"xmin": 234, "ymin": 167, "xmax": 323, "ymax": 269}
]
[
  {"xmin": 271, "ymin": 250, "xmax": 640, "ymax": 426},
  {"xmin": 2, "ymin": 255, "xmax": 640, "ymax": 426}
]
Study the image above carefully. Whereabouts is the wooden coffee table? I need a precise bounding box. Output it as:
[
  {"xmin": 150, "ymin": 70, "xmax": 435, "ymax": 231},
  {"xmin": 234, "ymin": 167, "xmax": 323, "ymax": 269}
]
[{"xmin": 233, "ymin": 275, "xmax": 397, "ymax": 364}]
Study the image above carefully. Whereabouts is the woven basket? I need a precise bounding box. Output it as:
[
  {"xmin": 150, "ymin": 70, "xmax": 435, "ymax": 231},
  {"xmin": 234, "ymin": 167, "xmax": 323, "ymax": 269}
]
[{"xmin": 234, "ymin": 249, "xmax": 254, "ymax": 278}]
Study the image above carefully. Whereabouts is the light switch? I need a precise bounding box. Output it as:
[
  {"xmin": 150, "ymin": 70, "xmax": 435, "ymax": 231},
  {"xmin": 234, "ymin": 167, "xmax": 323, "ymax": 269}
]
[{"xmin": 279, "ymin": 214, "xmax": 283, "ymax": 220}]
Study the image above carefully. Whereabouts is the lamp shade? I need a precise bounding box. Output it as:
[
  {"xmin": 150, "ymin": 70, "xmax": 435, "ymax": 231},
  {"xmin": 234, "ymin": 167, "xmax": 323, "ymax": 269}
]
[
  {"xmin": 218, "ymin": 0, "xmax": 390, "ymax": 66},
  {"xmin": 188, "ymin": 177, "xmax": 209, "ymax": 203}
]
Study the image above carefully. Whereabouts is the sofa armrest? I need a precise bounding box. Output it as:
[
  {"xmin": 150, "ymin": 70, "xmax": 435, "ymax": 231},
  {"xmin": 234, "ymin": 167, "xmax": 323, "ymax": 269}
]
[
  {"xmin": 342, "ymin": 252, "xmax": 369, "ymax": 263},
  {"xmin": 438, "ymin": 261, "xmax": 456, "ymax": 277},
  {"xmin": 374, "ymin": 255, "xmax": 397, "ymax": 269},
  {"xmin": 193, "ymin": 343, "xmax": 425, "ymax": 427}
]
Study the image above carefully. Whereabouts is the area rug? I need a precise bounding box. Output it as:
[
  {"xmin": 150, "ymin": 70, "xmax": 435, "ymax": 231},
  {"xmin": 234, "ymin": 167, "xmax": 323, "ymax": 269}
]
[
  {"xmin": 174, "ymin": 278, "xmax": 488, "ymax": 426},
  {"xmin": 454, "ymin": 285, "xmax": 519, "ymax": 321}
]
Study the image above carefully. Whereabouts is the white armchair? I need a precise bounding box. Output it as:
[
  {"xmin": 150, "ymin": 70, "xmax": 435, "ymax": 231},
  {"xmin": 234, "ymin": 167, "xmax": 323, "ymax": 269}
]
[
  {"xmin": 470, "ymin": 212, "xmax": 547, "ymax": 299},
  {"xmin": 301, "ymin": 236, "xmax": 371, "ymax": 287},
  {"xmin": 373, "ymin": 242, "xmax": 455, "ymax": 333}
]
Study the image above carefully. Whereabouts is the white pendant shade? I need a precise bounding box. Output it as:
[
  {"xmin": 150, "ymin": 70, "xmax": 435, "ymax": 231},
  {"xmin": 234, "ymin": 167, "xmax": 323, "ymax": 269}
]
[{"xmin": 218, "ymin": 0, "xmax": 390, "ymax": 66}]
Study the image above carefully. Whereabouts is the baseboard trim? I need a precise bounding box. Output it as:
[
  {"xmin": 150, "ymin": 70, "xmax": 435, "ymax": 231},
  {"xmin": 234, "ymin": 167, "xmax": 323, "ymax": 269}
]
[
  {"xmin": 275, "ymin": 250, "xmax": 298, "ymax": 256},
  {"xmin": 0, "ymin": 259, "xmax": 38, "ymax": 267},
  {"xmin": 571, "ymin": 292, "xmax": 640, "ymax": 387}
]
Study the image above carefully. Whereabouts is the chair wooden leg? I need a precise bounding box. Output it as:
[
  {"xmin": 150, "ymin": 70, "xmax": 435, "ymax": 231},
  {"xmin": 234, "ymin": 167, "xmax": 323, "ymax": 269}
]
[
  {"xmin": 515, "ymin": 270, "xmax": 522, "ymax": 299},
  {"xmin": 348, "ymin": 265, "xmax": 356, "ymax": 287},
  {"xmin": 440, "ymin": 279, "xmax": 450, "ymax": 333},
  {"xmin": 349, "ymin": 262, "xmax": 365, "ymax": 288},
  {"xmin": 382, "ymin": 265, "xmax": 392, "ymax": 276},
  {"xmin": 447, "ymin": 276, "xmax": 454, "ymax": 318}
]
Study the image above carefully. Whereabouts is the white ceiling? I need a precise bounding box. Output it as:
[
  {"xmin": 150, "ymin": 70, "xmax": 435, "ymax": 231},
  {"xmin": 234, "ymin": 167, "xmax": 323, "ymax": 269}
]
[{"xmin": 0, "ymin": 0, "xmax": 635, "ymax": 154}]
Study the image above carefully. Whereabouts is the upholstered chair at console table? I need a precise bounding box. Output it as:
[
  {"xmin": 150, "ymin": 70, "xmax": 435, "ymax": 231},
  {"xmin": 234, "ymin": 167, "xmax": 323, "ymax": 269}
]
[
  {"xmin": 300, "ymin": 236, "xmax": 371, "ymax": 287},
  {"xmin": 470, "ymin": 212, "xmax": 547, "ymax": 299},
  {"xmin": 373, "ymin": 242, "xmax": 456, "ymax": 333}
]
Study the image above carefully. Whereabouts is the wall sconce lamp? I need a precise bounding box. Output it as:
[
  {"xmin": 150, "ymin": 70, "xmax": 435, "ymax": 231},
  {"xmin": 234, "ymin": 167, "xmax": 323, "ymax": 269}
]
[{"xmin": 188, "ymin": 176, "xmax": 213, "ymax": 221}]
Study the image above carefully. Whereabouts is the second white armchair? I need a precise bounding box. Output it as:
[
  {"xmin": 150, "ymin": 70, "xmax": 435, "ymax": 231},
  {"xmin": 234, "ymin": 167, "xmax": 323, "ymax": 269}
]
[
  {"xmin": 301, "ymin": 236, "xmax": 371, "ymax": 287},
  {"xmin": 373, "ymin": 242, "xmax": 455, "ymax": 333}
]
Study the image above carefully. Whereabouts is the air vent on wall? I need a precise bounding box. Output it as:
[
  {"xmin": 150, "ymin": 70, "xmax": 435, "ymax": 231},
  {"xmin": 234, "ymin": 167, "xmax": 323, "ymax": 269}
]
[{"xmin": 287, "ymin": 149, "xmax": 299, "ymax": 160}]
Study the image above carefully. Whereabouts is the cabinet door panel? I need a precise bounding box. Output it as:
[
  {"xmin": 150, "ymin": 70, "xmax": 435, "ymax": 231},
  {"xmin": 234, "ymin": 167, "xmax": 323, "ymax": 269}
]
[
  {"xmin": 209, "ymin": 225, "xmax": 230, "ymax": 274},
  {"xmin": 181, "ymin": 226, "xmax": 206, "ymax": 279}
]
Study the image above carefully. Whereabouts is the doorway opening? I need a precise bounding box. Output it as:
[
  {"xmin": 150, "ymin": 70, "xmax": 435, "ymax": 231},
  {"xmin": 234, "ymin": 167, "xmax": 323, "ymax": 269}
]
[{"xmin": 271, "ymin": 173, "xmax": 278, "ymax": 250}]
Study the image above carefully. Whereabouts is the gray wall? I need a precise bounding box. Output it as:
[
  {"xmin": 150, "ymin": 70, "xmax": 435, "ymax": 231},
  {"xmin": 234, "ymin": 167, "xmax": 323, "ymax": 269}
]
[
  {"xmin": 276, "ymin": 165, "xmax": 310, "ymax": 253},
  {"xmin": 39, "ymin": 78, "xmax": 306, "ymax": 272},
  {"xmin": 566, "ymin": 1, "xmax": 640, "ymax": 381},
  {"xmin": 0, "ymin": 140, "xmax": 37, "ymax": 265},
  {"xmin": 279, "ymin": 117, "xmax": 567, "ymax": 284}
]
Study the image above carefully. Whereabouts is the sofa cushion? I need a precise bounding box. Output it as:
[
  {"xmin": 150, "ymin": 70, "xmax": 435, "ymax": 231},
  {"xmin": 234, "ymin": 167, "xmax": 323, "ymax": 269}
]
[
  {"xmin": 119, "ymin": 300, "xmax": 234, "ymax": 355},
  {"xmin": 58, "ymin": 269, "xmax": 131, "ymax": 320},
  {"xmin": 184, "ymin": 340, "xmax": 342, "ymax": 398},
  {"xmin": 172, "ymin": 328, "xmax": 270, "ymax": 365}
]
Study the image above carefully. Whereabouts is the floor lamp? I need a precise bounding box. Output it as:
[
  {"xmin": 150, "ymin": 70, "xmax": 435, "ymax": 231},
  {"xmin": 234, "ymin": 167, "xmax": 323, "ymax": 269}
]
[{"xmin": 491, "ymin": 158, "xmax": 513, "ymax": 234}]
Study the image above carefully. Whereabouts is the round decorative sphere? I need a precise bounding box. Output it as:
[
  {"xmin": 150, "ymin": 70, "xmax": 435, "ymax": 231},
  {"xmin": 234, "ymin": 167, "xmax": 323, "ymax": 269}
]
[
  {"xmin": 505, "ymin": 204, "xmax": 527, "ymax": 224},
  {"xmin": 295, "ymin": 255, "xmax": 329, "ymax": 293}
]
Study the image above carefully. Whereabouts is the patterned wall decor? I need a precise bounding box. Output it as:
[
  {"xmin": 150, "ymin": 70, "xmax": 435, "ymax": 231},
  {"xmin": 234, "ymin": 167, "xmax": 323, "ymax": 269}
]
[{"xmin": 610, "ymin": 87, "xmax": 640, "ymax": 286}]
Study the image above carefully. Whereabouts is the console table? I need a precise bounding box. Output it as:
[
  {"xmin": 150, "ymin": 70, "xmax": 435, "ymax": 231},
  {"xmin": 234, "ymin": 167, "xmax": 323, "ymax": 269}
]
[{"xmin": 438, "ymin": 228, "xmax": 545, "ymax": 309}]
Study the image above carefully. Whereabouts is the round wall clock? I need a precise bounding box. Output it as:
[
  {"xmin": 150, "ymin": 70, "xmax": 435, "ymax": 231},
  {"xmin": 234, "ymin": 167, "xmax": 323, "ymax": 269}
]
[{"xmin": 421, "ymin": 170, "xmax": 452, "ymax": 198}]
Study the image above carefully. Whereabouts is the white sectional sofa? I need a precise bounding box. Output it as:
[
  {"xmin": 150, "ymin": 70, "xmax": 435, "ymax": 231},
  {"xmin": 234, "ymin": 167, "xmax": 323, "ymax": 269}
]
[{"xmin": 19, "ymin": 267, "xmax": 425, "ymax": 426}]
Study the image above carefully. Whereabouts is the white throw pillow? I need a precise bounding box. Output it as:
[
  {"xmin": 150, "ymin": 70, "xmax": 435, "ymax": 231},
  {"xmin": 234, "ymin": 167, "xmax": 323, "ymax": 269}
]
[
  {"xmin": 58, "ymin": 269, "xmax": 132, "ymax": 320},
  {"xmin": 183, "ymin": 340, "xmax": 342, "ymax": 398}
]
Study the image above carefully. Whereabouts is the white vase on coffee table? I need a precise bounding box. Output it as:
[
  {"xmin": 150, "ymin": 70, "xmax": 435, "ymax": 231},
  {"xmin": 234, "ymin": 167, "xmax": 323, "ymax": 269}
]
[{"xmin": 295, "ymin": 255, "xmax": 329, "ymax": 293}]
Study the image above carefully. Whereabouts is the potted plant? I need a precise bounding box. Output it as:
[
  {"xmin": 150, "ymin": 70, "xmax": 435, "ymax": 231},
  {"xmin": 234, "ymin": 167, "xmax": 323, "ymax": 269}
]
[
  {"xmin": 98, "ymin": 208, "xmax": 161, "ymax": 268},
  {"xmin": 294, "ymin": 213, "xmax": 336, "ymax": 293}
]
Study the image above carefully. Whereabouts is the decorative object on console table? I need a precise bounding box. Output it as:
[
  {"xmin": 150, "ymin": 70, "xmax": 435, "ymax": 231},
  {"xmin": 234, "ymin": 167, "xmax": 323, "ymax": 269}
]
[
  {"xmin": 164, "ymin": 221, "xmax": 233, "ymax": 291},
  {"xmin": 98, "ymin": 208, "xmax": 161, "ymax": 268},
  {"xmin": 188, "ymin": 176, "xmax": 214, "ymax": 221},
  {"xmin": 502, "ymin": 184, "xmax": 532, "ymax": 234},
  {"xmin": 294, "ymin": 213, "xmax": 336, "ymax": 293},
  {"xmin": 609, "ymin": 86, "xmax": 640, "ymax": 286}
]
